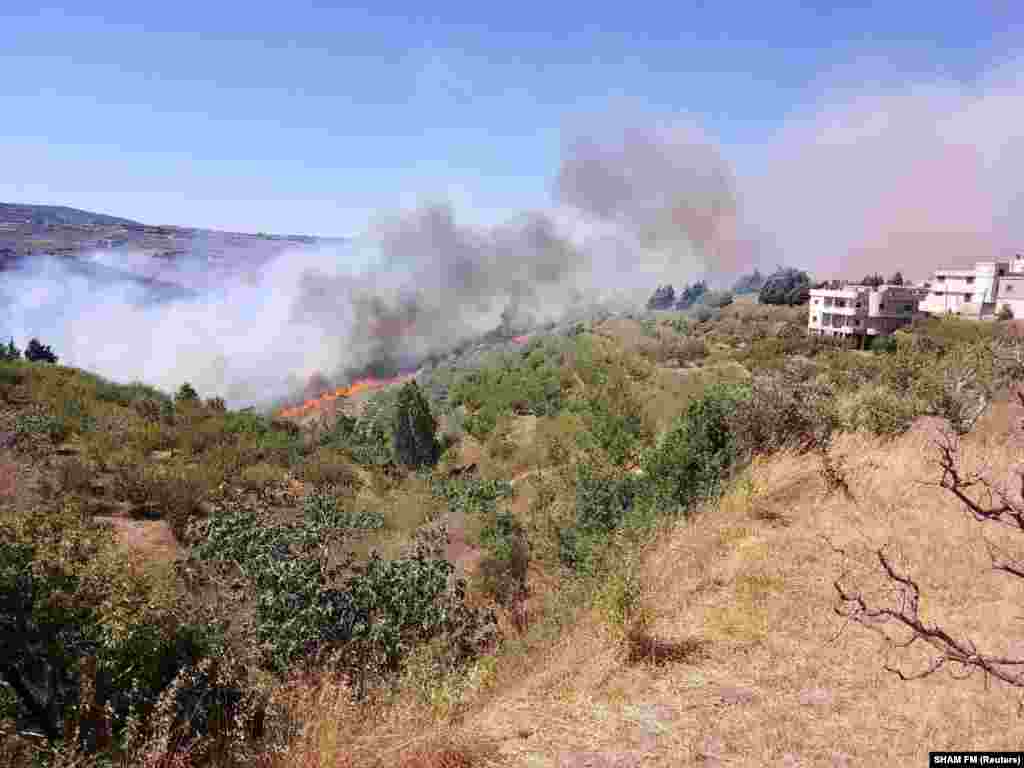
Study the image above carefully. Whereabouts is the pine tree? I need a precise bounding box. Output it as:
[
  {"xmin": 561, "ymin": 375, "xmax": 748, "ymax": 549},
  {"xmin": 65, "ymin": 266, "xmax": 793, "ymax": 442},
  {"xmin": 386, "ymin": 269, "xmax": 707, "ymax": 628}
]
[
  {"xmin": 392, "ymin": 380, "xmax": 439, "ymax": 469},
  {"xmin": 24, "ymin": 338, "xmax": 57, "ymax": 363},
  {"xmin": 0, "ymin": 338, "xmax": 20, "ymax": 362},
  {"xmin": 887, "ymin": 271, "xmax": 904, "ymax": 286}
]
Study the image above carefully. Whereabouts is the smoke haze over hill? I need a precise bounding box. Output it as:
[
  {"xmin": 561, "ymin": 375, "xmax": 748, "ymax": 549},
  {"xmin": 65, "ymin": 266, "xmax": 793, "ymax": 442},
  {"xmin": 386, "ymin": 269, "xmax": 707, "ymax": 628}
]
[{"xmin": 3, "ymin": 58, "xmax": 1023, "ymax": 406}]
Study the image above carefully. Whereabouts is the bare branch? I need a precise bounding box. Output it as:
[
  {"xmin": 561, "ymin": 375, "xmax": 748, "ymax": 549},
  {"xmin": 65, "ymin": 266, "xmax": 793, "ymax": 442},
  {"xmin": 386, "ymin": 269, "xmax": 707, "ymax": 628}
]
[{"xmin": 834, "ymin": 547, "xmax": 1024, "ymax": 686}]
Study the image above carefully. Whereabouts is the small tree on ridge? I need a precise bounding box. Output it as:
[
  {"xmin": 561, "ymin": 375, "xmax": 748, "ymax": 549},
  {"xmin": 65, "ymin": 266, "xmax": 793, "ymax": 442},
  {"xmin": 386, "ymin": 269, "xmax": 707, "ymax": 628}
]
[{"xmin": 393, "ymin": 380, "xmax": 439, "ymax": 469}]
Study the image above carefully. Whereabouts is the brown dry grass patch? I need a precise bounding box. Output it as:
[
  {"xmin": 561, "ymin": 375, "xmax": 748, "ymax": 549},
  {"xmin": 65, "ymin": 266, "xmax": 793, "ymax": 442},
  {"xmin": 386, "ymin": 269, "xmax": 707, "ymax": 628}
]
[{"xmin": 452, "ymin": 404, "xmax": 1024, "ymax": 765}]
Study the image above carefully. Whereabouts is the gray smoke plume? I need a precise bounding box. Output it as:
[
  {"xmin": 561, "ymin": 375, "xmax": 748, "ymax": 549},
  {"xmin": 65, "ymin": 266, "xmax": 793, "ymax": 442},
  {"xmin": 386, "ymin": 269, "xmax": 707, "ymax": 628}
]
[
  {"xmin": 555, "ymin": 118, "xmax": 752, "ymax": 279},
  {"xmin": 8, "ymin": 59, "xmax": 1021, "ymax": 407}
]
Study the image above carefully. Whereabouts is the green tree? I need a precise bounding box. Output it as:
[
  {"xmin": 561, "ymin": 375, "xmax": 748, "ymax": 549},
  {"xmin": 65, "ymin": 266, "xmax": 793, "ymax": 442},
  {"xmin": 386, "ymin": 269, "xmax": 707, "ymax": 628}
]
[
  {"xmin": 732, "ymin": 268, "xmax": 765, "ymax": 294},
  {"xmin": 0, "ymin": 338, "xmax": 20, "ymax": 361},
  {"xmin": 887, "ymin": 271, "xmax": 905, "ymax": 286},
  {"xmin": 759, "ymin": 268, "xmax": 811, "ymax": 305},
  {"xmin": 175, "ymin": 382, "xmax": 199, "ymax": 403},
  {"xmin": 860, "ymin": 274, "xmax": 885, "ymax": 288},
  {"xmin": 24, "ymin": 338, "xmax": 58, "ymax": 363},
  {"xmin": 392, "ymin": 380, "xmax": 439, "ymax": 468}
]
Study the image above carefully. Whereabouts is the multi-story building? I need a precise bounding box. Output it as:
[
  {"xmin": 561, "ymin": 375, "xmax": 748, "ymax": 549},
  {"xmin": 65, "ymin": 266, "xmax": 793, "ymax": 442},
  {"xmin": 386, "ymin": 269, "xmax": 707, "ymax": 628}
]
[
  {"xmin": 807, "ymin": 284, "xmax": 922, "ymax": 342},
  {"xmin": 918, "ymin": 261, "xmax": 1007, "ymax": 316}
]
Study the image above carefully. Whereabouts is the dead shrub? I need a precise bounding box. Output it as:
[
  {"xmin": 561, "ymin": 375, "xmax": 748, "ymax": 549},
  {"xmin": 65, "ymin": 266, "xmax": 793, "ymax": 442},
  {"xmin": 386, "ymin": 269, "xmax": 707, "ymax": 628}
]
[
  {"xmin": 133, "ymin": 397, "xmax": 164, "ymax": 422},
  {"xmin": 57, "ymin": 456, "xmax": 93, "ymax": 494},
  {"xmin": 0, "ymin": 461, "xmax": 16, "ymax": 499},
  {"xmin": 298, "ymin": 447, "xmax": 359, "ymax": 490},
  {"xmin": 240, "ymin": 462, "xmax": 285, "ymax": 494},
  {"xmin": 624, "ymin": 629, "xmax": 710, "ymax": 667}
]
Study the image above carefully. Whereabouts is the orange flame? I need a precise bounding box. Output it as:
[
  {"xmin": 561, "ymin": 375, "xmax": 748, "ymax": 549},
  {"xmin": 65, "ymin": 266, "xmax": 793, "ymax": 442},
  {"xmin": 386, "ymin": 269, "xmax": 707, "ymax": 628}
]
[{"xmin": 278, "ymin": 375, "xmax": 403, "ymax": 420}]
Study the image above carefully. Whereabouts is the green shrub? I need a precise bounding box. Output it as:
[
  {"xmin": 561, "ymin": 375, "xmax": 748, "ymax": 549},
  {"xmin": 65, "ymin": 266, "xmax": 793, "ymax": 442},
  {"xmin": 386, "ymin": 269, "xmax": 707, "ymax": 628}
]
[
  {"xmin": 195, "ymin": 510, "xmax": 495, "ymax": 687},
  {"xmin": 839, "ymin": 385, "xmax": 918, "ymax": 437},
  {"xmin": 95, "ymin": 378, "xmax": 169, "ymax": 407},
  {"xmin": 0, "ymin": 362, "xmax": 25, "ymax": 395},
  {"xmin": 642, "ymin": 383, "xmax": 750, "ymax": 515},
  {"xmin": 430, "ymin": 474, "xmax": 514, "ymax": 516},
  {"xmin": 302, "ymin": 489, "xmax": 384, "ymax": 532},
  {"xmin": 572, "ymin": 367, "xmax": 651, "ymax": 466},
  {"xmin": 175, "ymin": 382, "xmax": 199, "ymax": 404},
  {"xmin": 869, "ymin": 334, "xmax": 898, "ymax": 354},
  {"xmin": 0, "ymin": 503, "xmax": 219, "ymax": 746},
  {"xmin": 14, "ymin": 411, "xmax": 69, "ymax": 442}
]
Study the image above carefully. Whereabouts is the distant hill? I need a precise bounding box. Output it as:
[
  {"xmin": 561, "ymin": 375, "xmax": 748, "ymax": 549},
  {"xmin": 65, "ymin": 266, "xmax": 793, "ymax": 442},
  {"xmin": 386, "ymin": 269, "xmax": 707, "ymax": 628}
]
[
  {"xmin": 0, "ymin": 201, "xmax": 343, "ymax": 275},
  {"xmin": 0, "ymin": 202, "xmax": 143, "ymax": 229}
]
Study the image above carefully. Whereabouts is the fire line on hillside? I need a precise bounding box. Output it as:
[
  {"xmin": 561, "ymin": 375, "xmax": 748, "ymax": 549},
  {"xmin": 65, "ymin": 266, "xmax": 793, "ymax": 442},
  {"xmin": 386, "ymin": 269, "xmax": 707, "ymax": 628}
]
[{"xmin": 278, "ymin": 374, "xmax": 409, "ymax": 420}]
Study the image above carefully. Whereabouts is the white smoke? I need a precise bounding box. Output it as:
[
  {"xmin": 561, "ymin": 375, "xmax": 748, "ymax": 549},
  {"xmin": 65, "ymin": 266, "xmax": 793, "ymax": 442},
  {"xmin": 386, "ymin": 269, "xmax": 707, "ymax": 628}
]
[{"xmin": 4, "ymin": 57, "xmax": 1022, "ymax": 406}]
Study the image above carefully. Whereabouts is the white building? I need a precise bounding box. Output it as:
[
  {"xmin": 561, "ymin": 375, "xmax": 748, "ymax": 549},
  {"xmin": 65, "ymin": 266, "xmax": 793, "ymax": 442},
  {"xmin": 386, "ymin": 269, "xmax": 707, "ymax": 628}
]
[
  {"xmin": 919, "ymin": 258, "xmax": 1024, "ymax": 318},
  {"xmin": 808, "ymin": 284, "xmax": 922, "ymax": 343}
]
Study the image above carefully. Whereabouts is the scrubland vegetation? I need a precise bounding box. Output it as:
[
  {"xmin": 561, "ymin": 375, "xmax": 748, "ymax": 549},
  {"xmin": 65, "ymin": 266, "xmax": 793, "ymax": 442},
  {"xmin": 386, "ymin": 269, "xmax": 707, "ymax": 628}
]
[{"xmin": 3, "ymin": 296, "xmax": 1024, "ymax": 767}]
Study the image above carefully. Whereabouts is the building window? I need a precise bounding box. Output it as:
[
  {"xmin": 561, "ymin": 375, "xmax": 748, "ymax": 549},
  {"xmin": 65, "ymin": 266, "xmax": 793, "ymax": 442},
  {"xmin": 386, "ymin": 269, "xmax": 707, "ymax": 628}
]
[
  {"xmin": 999, "ymin": 269, "xmax": 1006, "ymax": 276},
  {"xmin": 903, "ymin": 304, "xmax": 913, "ymax": 311},
  {"xmin": 879, "ymin": 303, "xmax": 885, "ymax": 310},
  {"xmin": 966, "ymin": 277, "xmax": 975, "ymax": 284},
  {"xmin": 937, "ymin": 275, "xmax": 946, "ymax": 282},
  {"xmin": 1007, "ymin": 285, "xmax": 1015, "ymax": 293},
  {"xmin": 855, "ymin": 302, "xmax": 861, "ymax": 308},
  {"xmin": 964, "ymin": 294, "xmax": 972, "ymax": 301}
]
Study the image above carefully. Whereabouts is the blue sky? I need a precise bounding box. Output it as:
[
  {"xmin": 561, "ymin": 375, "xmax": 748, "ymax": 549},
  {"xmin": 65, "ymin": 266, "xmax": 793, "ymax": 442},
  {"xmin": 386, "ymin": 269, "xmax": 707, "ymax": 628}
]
[{"xmin": 1, "ymin": 1, "xmax": 1020, "ymax": 236}]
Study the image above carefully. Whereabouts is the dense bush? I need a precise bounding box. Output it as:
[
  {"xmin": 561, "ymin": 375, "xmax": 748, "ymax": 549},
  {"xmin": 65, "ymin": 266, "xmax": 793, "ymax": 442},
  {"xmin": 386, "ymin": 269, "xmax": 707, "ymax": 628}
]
[
  {"xmin": 558, "ymin": 459, "xmax": 641, "ymax": 573},
  {"xmin": 393, "ymin": 380, "xmax": 440, "ymax": 469},
  {"xmin": 194, "ymin": 510, "xmax": 494, "ymax": 690},
  {"xmin": 14, "ymin": 410, "xmax": 69, "ymax": 443},
  {"xmin": 732, "ymin": 269, "xmax": 765, "ymax": 295},
  {"xmin": 175, "ymin": 382, "xmax": 199, "ymax": 404},
  {"xmin": 727, "ymin": 369, "xmax": 839, "ymax": 455},
  {"xmin": 838, "ymin": 384, "xmax": 918, "ymax": 437},
  {"xmin": 0, "ymin": 503, "xmax": 220, "ymax": 745},
  {"xmin": 448, "ymin": 339, "xmax": 570, "ymax": 438},
  {"xmin": 759, "ymin": 267, "xmax": 811, "ymax": 306},
  {"xmin": 24, "ymin": 338, "xmax": 58, "ymax": 364},
  {"xmin": 430, "ymin": 474, "xmax": 514, "ymax": 517},
  {"xmin": 572, "ymin": 366, "xmax": 651, "ymax": 466},
  {"xmin": 674, "ymin": 281, "xmax": 708, "ymax": 310},
  {"xmin": 642, "ymin": 383, "xmax": 751, "ymax": 515}
]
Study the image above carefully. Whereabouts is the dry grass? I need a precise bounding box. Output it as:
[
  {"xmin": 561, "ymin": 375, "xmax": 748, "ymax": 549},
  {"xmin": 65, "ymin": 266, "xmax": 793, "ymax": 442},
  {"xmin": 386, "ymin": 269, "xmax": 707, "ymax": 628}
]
[{"xmin": 436, "ymin": 402, "xmax": 1024, "ymax": 765}]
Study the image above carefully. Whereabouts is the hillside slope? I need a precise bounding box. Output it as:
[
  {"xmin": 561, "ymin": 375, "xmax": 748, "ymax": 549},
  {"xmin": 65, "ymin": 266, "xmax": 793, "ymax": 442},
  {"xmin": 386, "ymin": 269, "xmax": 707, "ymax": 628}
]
[{"xmin": 452, "ymin": 401, "xmax": 1024, "ymax": 765}]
